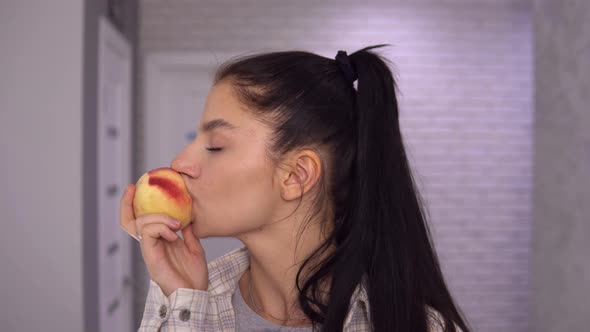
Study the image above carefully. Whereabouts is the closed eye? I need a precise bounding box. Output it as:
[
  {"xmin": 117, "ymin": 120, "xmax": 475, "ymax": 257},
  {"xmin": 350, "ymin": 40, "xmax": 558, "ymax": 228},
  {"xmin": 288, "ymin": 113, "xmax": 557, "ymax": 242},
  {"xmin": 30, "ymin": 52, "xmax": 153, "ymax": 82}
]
[{"xmin": 206, "ymin": 147, "xmax": 223, "ymax": 152}]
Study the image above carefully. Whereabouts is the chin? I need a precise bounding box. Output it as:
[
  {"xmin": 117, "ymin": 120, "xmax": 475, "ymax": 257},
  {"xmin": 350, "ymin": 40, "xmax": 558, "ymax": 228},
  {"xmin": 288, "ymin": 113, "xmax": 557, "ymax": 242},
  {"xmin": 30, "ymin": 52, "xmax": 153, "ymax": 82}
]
[{"xmin": 190, "ymin": 222, "xmax": 207, "ymax": 238}]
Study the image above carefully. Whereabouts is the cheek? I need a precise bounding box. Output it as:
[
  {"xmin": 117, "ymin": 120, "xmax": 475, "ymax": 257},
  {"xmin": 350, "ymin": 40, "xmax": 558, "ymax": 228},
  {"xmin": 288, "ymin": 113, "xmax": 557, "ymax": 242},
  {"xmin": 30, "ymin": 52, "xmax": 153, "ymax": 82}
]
[{"xmin": 194, "ymin": 153, "xmax": 278, "ymax": 237}]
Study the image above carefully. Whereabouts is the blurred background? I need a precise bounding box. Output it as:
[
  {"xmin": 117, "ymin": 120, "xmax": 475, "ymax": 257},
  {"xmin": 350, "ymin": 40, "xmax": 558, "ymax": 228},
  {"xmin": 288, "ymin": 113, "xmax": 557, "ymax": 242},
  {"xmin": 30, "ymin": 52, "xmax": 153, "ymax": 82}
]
[{"xmin": 1, "ymin": 0, "xmax": 588, "ymax": 331}]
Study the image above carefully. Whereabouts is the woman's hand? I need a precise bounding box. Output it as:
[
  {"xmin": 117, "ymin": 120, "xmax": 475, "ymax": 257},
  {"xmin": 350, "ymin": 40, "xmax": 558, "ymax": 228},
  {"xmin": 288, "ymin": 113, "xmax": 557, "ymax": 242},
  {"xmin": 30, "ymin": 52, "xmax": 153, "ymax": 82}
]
[{"xmin": 120, "ymin": 184, "xmax": 208, "ymax": 297}]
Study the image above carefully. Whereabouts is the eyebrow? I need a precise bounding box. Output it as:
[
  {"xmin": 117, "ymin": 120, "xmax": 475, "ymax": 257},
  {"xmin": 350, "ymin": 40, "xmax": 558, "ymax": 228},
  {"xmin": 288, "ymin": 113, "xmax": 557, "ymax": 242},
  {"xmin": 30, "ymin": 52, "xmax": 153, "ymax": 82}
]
[{"xmin": 200, "ymin": 119, "xmax": 238, "ymax": 133}]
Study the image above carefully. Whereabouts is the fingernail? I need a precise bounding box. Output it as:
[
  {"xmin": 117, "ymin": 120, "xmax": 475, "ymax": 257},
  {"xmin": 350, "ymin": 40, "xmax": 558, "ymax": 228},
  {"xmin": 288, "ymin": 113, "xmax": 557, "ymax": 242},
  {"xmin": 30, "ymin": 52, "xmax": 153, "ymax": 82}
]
[{"xmin": 172, "ymin": 220, "xmax": 181, "ymax": 227}]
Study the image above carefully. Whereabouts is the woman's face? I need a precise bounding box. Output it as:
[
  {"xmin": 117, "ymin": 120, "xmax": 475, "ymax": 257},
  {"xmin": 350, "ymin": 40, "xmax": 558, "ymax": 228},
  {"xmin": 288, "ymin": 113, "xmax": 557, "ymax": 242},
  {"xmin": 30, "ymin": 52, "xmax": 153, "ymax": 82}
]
[{"xmin": 171, "ymin": 80, "xmax": 281, "ymax": 238}]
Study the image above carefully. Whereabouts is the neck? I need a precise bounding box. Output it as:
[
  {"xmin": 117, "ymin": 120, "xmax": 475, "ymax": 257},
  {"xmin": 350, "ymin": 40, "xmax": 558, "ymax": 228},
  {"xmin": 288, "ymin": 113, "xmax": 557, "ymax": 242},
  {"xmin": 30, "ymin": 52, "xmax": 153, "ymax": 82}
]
[{"xmin": 237, "ymin": 215, "xmax": 332, "ymax": 326}]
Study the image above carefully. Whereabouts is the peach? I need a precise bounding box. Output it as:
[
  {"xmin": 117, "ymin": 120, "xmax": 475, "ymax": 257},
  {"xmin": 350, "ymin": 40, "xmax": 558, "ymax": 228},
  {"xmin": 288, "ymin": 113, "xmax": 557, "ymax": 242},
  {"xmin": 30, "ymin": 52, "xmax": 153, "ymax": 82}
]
[{"xmin": 133, "ymin": 167, "xmax": 193, "ymax": 229}]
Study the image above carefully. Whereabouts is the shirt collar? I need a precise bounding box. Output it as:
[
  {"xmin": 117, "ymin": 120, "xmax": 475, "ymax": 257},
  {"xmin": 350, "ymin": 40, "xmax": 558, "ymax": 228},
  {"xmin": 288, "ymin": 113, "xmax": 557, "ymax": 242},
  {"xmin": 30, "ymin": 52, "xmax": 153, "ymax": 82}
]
[
  {"xmin": 206, "ymin": 246, "xmax": 250, "ymax": 296},
  {"xmin": 207, "ymin": 246, "xmax": 370, "ymax": 316}
]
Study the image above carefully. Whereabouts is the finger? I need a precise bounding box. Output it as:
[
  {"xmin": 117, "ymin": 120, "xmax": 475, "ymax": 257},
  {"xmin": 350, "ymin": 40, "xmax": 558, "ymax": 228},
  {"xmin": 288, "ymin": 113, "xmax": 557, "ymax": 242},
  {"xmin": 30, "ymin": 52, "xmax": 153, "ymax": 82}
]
[
  {"xmin": 134, "ymin": 213, "xmax": 182, "ymax": 240},
  {"xmin": 119, "ymin": 184, "xmax": 138, "ymax": 240},
  {"xmin": 181, "ymin": 225, "xmax": 204, "ymax": 255},
  {"xmin": 140, "ymin": 223, "xmax": 179, "ymax": 247}
]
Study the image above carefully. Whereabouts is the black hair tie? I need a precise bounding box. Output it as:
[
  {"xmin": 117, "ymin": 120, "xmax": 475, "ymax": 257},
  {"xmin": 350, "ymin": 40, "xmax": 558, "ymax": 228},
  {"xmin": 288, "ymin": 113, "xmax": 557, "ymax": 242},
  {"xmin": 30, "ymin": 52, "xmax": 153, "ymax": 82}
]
[{"xmin": 335, "ymin": 50, "xmax": 358, "ymax": 85}]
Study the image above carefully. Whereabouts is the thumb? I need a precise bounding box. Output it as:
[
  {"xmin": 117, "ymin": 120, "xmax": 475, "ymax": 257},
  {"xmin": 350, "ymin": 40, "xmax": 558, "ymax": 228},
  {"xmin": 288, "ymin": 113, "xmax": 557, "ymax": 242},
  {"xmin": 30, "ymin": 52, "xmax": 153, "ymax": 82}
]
[{"xmin": 181, "ymin": 225, "xmax": 204, "ymax": 255}]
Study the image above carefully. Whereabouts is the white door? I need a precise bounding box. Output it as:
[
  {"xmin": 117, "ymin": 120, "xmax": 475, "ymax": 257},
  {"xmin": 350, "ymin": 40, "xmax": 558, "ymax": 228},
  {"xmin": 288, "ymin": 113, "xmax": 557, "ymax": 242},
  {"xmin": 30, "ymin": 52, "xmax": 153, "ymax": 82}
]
[
  {"xmin": 97, "ymin": 16, "xmax": 133, "ymax": 332},
  {"xmin": 143, "ymin": 52, "xmax": 243, "ymax": 262}
]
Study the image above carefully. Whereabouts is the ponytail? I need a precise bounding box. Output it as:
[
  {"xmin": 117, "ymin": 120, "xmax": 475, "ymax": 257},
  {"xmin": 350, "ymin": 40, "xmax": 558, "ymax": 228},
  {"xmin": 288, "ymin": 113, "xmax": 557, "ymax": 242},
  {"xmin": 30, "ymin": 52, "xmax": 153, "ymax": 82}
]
[{"xmin": 329, "ymin": 45, "xmax": 470, "ymax": 331}]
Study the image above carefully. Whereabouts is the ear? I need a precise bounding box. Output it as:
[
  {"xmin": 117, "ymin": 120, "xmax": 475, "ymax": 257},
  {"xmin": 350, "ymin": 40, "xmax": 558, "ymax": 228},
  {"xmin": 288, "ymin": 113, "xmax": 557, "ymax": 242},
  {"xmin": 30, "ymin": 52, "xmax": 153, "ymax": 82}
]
[{"xmin": 279, "ymin": 149, "xmax": 322, "ymax": 201}]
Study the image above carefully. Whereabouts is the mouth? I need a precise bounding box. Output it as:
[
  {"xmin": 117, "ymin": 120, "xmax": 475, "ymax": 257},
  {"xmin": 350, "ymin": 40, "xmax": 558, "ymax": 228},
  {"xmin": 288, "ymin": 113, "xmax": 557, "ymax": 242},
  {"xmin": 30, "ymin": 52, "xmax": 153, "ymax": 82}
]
[
  {"xmin": 178, "ymin": 175, "xmax": 199, "ymax": 226},
  {"xmin": 187, "ymin": 188, "xmax": 197, "ymax": 204},
  {"xmin": 180, "ymin": 175, "xmax": 197, "ymax": 202}
]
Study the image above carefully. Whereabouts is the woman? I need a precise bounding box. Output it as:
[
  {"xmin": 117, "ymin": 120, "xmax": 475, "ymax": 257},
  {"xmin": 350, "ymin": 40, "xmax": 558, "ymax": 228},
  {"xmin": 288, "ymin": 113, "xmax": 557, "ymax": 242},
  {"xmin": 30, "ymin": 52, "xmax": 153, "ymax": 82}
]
[{"xmin": 121, "ymin": 45, "xmax": 470, "ymax": 331}]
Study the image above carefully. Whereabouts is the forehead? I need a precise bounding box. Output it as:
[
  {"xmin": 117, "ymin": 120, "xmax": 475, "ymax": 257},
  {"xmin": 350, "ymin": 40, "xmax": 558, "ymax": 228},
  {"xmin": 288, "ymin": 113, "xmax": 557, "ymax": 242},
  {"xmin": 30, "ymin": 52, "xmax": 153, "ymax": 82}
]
[
  {"xmin": 199, "ymin": 81, "xmax": 265, "ymax": 136},
  {"xmin": 200, "ymin": 82, "xmax": 243, "ymax": 125}
]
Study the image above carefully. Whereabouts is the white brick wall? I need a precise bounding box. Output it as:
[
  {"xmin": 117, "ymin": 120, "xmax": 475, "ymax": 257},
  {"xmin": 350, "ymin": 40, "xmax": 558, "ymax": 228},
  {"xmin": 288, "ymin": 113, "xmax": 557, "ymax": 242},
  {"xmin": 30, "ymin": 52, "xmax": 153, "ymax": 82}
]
[{"xmin": 139, "ymin": 1, "xmax": 533, "ymax": 331}]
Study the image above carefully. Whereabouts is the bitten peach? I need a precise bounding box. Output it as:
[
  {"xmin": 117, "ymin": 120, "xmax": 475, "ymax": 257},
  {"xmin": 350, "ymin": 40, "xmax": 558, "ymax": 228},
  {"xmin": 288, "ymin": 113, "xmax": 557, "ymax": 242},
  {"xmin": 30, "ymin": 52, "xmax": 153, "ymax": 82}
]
[{"xmin": 133, "ymin": 167, "xmax": 193, "ymax": 229}]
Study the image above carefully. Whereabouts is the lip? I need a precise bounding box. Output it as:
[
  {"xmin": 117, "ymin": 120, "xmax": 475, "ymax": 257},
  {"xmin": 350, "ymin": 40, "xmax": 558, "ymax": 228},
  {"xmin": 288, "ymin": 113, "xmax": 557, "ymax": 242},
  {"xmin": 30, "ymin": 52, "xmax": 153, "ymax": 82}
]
[
  {"xmin": 181, "ymin": 175, "xmax": 197, "ymax": 203},
  {"xmin": 180, "ymin": 176, "xmax": 197, "ymax": 224}
]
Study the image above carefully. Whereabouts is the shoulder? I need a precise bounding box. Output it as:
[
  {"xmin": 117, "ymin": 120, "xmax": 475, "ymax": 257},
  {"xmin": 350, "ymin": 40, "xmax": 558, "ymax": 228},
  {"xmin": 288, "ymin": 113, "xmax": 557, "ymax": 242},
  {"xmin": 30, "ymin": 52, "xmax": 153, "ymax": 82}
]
[{"xmin": 426, "ymin": 306, "xmax": 463, "ymax": 332}]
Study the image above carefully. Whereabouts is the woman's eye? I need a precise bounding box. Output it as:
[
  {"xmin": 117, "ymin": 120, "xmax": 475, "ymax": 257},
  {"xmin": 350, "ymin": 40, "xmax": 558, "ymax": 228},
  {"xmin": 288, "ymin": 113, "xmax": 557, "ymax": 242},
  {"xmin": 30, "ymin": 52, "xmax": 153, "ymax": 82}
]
[{"xmin": 206, "ymin": 147, "xmax": 223, "ymax": 152}]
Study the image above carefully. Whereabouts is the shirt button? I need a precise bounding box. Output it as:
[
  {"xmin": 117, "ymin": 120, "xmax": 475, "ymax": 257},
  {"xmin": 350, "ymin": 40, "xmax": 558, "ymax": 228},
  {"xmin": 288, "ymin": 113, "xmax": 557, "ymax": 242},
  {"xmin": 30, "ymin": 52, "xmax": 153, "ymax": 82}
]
[
  {"xmin": 159, "ymin": 305, "xmax": 167, "ymax": 318},
  {"xmin": 179, "ymin": 309, "xmax": 191, "ymax": 321}
]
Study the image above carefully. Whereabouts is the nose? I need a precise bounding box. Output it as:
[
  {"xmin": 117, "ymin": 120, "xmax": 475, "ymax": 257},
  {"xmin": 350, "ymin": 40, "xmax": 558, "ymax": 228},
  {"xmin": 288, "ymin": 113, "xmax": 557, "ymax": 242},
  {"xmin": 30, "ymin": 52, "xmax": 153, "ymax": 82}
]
[{"xmin": 171, "ymin": 154, "xmax": 200, "ymax": 178}]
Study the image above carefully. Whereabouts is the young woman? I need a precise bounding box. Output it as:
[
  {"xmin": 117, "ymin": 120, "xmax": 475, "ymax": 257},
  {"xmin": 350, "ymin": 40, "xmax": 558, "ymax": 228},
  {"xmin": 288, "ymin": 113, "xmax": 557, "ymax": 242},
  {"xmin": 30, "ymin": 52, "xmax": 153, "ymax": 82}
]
[{"xmin": 121, "ymin": 45, "xmax": 470, "ymax": 331}]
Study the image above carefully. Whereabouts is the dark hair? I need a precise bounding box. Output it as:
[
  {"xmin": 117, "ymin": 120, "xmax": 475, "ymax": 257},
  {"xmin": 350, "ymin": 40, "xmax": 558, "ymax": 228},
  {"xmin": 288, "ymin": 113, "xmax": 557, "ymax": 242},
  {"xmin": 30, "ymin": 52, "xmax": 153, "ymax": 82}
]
[{"xmin": 214, "ymin": 45, "xmax": 471, "ymax": 332}]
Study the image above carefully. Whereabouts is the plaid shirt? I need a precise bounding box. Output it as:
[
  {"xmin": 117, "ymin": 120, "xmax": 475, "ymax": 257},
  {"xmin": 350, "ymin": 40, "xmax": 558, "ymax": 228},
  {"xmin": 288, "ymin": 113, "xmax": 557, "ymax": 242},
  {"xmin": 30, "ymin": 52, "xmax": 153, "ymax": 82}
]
[{"xmin": 139, "ymin": 246, "xmax": 453, "ymax": 331}]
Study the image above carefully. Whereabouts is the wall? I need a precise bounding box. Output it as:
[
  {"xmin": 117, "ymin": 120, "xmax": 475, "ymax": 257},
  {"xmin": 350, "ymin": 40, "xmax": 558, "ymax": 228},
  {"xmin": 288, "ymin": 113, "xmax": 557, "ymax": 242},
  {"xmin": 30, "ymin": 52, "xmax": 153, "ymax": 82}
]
[
  {"xmin": 0, "ymin": 1, "xmax": 139, "ymax": 331},
  {"xmin": 532, "ymin": 0, "xmax": 590, "ymax": 331},
  {"xmin": 139, "ymin": 1, "xmax": 533, "ymax": 331},
  {"xmin": 0, "ymin": 1, "xmax": 84, "ymax": 331},
  {"xmin": 83, "ymin": 0, "xmax": 140, "ymax": 330}
]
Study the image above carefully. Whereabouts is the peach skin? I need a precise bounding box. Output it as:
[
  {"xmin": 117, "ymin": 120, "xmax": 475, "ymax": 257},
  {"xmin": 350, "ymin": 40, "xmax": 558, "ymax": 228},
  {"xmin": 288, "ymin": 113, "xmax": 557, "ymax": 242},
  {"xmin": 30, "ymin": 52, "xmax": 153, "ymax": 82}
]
[{"xmin": 132, "ymin": 167, "xmax": 193, "ymax": 231}]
